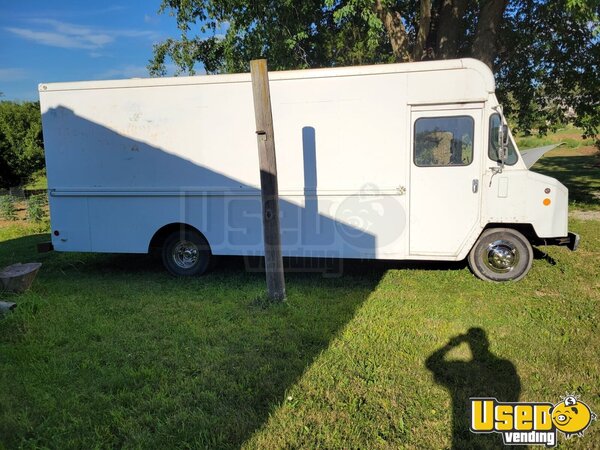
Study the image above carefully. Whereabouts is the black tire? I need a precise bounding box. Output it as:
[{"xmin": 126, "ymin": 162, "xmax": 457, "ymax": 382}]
[
  {"xmin": 468, "ymin": 228, "xmax": 533, "ymax": 282},
  {"xmin": 161, "ymin": 229, "xmax": 211, "ymax": 276}
]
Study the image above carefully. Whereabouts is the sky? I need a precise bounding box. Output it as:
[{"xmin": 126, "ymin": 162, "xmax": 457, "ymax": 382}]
[{"xmin": 0, "ymin": 0, "xmax": 193, "ymax": 101}]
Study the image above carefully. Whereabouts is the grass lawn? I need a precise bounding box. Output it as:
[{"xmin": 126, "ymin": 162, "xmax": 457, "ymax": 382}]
[
  {"xmin": 1, "ymin": 142, "xmax": 599, "ymax": 449},
  {"xmin": 23, "ymin": 170, "xmax": 47, "ymax": 191},
  {"xmin": 516, "ymin": 126, "xmax": 600, "ymax": 210}
]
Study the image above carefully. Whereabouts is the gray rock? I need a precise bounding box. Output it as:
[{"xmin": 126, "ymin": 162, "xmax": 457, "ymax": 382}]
[
  {"xmin": 0, "ymin": 262, "xmax": 42, "ymax": 293},
  {"xmin": 0, "ymin": 301, "xmax": 17, "ymax": 313}
]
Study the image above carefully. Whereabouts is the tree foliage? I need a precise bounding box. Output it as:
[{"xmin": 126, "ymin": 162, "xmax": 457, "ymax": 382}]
[
  {"xmin": 0, "ymin": 101, "xmax": 44, "ymax": 188},
  {"xmin": 149, "ymin": 0, "xmax": 599, "ymax": 137},
  {"xmin": 498, "ymin": 0, "xmax": 600, "ymax": 136}
]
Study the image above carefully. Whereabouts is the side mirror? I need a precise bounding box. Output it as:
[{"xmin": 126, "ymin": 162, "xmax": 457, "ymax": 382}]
[
  {"xmin": 502, "ymin": 124, "xmax": 509, "ymax": 146},
  {"xmin": 498, "ymin": 146, "xmax": 507, "ymax": 163},
  {"xmin": 497, "ymin": 124, "xmax": 509, "ymax": 164}
]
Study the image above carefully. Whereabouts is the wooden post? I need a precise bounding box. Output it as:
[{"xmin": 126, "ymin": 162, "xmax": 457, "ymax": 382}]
[{"xmin": 250, "ymin": 59, "xmax": 286, "ymax": 301}]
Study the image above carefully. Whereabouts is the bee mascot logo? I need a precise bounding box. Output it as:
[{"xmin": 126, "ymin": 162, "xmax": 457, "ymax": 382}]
[{"xmin": 470, "ymin": 394, "xmax": 596, "ymax": 447}]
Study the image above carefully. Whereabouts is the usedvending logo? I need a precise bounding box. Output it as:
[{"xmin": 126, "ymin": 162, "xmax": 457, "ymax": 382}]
[{"xmin": 470, "ymin": 394, "xmax": 596, "ymax": 447}]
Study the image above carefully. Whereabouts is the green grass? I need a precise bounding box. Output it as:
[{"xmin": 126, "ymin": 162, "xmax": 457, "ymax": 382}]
[
  {"xmin": 23, "ymin": 170, "xmax": 47, "ymax": 191},
  {"xmin": 1, "ymin": 145, "xmax": 599, "ymax": 449},
  {"xmin": 534, "ymin": 154, "xmax": 600, "ymax": 210},
  {"xmin": 1, "ymin": 223, "xmax": 598, "ymax": 449},
  {"xmin": 520, "ymin": 127, "xmax": 600, "ymax": 211},
  {"xmin": 515, "ymin": 125, "xmax": 597, "ymax": 150}
]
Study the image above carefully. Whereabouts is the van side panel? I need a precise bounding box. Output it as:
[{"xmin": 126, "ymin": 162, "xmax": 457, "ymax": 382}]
[{"xmin": 40, "ymin": 61, "xmax": 494, "ymax": 260}]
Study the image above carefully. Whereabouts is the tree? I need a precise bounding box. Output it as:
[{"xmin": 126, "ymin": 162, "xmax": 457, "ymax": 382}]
[
  {"xmin": 0, "ymin": 101, "xmax": 45, "ymax": 188},
  {"xmin": 497, "ymin": 0, "xmax": 600, "ymax": 136},
  {"xmin": 149, "ymin": 0, "xmax": 600, "ymax": 137}
]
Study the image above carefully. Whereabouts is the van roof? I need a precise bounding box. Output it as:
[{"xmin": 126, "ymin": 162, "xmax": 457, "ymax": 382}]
[{"xmin": 39, "ymin": 58, "xmax": 494, "ymax": 94}]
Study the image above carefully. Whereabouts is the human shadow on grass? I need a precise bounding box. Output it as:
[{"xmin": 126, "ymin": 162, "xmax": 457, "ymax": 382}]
[{"xmin": 426, "ymin": 328, "xmax": 521, "ymax": 449}]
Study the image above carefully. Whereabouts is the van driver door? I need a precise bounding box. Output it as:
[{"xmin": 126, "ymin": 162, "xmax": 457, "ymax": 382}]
[{"xmin": 409, "ymin": 104, "xmax": 483, "ymax": 257}]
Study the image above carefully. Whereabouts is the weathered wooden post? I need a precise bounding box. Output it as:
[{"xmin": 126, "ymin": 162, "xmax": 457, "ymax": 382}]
[{"xmin": 250, "ymin": 59, "xmax": 286, "ymax": 301}]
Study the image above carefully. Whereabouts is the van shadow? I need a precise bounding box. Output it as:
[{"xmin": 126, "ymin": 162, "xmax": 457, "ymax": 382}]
[
  {"xmin": 0, "ymin": 234, "xmax": 386, "ymax": 449},
  {"xmin": 41, "ymin": 106, "xmax": 380, "ymax": 256},
  {"xmin": 0, "ymin": 106, "xmax": 393, "ymax": 447},
  {"xmin": 426, "ymin": 328, "xmax": 521, "ymax": 449}
]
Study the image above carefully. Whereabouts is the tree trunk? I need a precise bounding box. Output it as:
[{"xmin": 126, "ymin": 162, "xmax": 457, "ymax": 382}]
[
  {"xmin": 472, "ymin": 0, "xmax": 507, "ymax": 68},
  {"xmin": 436, "ymin": 0, "xmax": 468, "ymax": 59},
  {"xmin": 374, "ymin": 0, "xmax": 411, "ymax": 62},
  {"xmin": 413, "ymin": 0, "xmax": 432, "ymax": 60}
]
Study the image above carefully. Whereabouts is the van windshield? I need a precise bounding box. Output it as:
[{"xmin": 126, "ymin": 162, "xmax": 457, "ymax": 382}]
[{"xmin": 489, "ymin": 114, "xmax": 518, "ymax": 165}]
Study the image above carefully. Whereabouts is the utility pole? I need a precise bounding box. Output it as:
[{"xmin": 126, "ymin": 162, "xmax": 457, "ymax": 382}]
[{"xmin": 250, "ymin": 59, "xmax": 286, "ymax": 301}]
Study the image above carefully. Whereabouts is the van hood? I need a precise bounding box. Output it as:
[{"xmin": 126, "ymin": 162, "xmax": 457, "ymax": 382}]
[{"xmin": 520, "ymin": 143, "xmax": 563, "ymax": 169}]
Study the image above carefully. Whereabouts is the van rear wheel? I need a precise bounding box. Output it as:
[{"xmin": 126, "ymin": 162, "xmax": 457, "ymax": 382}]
[
  {"xmin": 468, "ymin": 228, "xmax": 533, "ymax": 282},
  {"xmin": 161, "ymin": 229, "xmax": 211, "ymax": 276}
]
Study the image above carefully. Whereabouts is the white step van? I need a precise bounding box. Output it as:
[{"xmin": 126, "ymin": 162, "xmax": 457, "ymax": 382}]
[{"xmin": 39, "ymin": 58, "xmax": 579, "ymax": 281}]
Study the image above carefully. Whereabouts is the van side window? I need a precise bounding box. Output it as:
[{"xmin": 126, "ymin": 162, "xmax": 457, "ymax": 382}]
[
  {"xmin": 489, "ymin": 114, "xmax": 518, "ymax": 165},
  {"xmin": 414, "ymin": 116, "xmax": 474, "ymax": 167}
]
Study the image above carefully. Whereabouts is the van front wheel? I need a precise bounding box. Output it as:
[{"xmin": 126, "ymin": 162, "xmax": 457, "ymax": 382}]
[
  {"xmin": 162, "ymin": 229, "xmax": 211, "ymax": 276},
  {"xmin": 468, "ymin": 228, "xmax": 533, "ymax": 282}
]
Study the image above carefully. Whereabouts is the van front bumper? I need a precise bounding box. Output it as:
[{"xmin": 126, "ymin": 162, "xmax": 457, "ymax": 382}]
[{"xmin": 544, "ymin": 232, "xmax": 580, "ymax": 251}]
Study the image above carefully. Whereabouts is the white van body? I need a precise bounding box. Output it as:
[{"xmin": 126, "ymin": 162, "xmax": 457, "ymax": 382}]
[{"xmin": 39, "ymin": 59, "xmax": 576, "ymax": 278}]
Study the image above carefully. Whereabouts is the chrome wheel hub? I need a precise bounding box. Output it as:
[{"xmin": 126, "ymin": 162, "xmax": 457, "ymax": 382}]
[
  {"xmin": 172, "ymin": 240, "xmax": 199, "ymax": 269},
  {"xmin": 484, "ymin": 240, "xmax": 519, "ymax": 273}
]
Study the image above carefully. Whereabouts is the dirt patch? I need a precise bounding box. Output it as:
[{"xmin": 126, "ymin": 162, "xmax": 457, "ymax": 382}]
[
  {"xmin": 547, "ymin": 146, "xmax": 599, "ymax": 157},
  {"xmin": 571, "ymin": 210, "xmax": 600, "ymax": 221},
  {"xmin": 555, "ymin": 133, "xmax": 583, "ymax": 140},
  {"xmin": 0, "ymin": 218, "xmax": 27, "ymax": 228},
  {"xmin": 0, "ymin": 200, "xmax": 28, "ymax": 227}
]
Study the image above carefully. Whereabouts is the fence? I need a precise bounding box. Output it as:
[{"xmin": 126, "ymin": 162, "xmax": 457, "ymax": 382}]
[{"xmin": 0, "ymin": 187, "xmax": 48, "ymax": 200}]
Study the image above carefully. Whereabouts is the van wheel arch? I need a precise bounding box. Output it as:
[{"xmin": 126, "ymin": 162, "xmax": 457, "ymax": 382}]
[
  {"xmin": 148, "ymin": 223, "xmax": 207, "ymax": 253},
  {"xmin": 482, "ymin": 223, "xmax": 539, "ymax": 243},
  {"xmin": 148, "ymin": 223, "xmax": 213, "ymax": 276}
]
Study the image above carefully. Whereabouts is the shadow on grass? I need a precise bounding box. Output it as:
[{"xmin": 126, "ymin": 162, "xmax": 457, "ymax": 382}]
[
  {"xmin": 533, "ymin": 247, "xmax": 557, "ymax": 266},
  {"xmin": 533, "ymin": 155, "xmax": 600, "ymax": 207},
  {"xmin": 0, "ymin": 233, "xmax": 50, "ymax": 265},
  {"xmin": 426, "ymin": 328, "xmax": 521, "ymax": 449},
  {"xmin": 0, "ymin": 234, "xmax": 386, "ymax": 448},
  {"xmin": 0, "ymin": 234, "xmax": 470, "ymax": 278},
  {"xmin": 0, "ymin": 233, "xmax": 478, "ymax": 448}
]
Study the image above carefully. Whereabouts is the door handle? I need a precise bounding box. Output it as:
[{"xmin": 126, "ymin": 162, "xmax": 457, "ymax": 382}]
[{"xmin": 472, "ymin": 179, "xmax": 479, "ymax": 193}]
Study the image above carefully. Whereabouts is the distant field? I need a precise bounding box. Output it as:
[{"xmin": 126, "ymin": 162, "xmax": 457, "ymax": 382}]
[
  {"xmin": 516, "ymin": 127, "xmax": 600, "ymax": 211},
  {"xmin": 0, "ymin": 129, "xmax": 598, "ymax": 449},
  {"xmin": 515, "ymin": 125, "xmax": 597, "ymax": 151}
]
